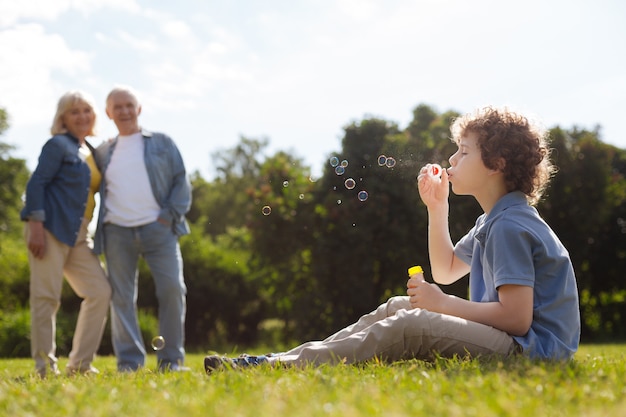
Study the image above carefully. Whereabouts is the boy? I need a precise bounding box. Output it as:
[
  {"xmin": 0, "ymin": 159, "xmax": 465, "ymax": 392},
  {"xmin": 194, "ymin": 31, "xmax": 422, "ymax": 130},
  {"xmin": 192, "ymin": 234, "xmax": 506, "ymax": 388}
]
[{"xmin": 205, "ymin": 107, "xmax": 580, "ymax": 372}]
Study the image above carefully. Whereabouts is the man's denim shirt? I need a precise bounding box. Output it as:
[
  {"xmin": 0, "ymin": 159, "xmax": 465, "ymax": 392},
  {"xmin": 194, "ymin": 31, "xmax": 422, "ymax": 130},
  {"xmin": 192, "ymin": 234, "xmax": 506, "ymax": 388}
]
[
  {"xmin": 93, "ymin": 129, "xmax": 192, "ymax": 255},
  {"xmin": 20, "ymin": 133, "xmax": 91, "ymax": 247}
]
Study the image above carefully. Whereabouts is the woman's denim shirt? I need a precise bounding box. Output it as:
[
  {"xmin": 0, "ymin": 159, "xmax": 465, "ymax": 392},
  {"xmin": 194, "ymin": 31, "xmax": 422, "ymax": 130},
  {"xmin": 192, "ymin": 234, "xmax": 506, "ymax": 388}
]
[
  {"xmin": 20, "ymin": 133, "xmax": 90, "ymax": 247},
  {"xmin": 93, "ymin": 130, "xmax": 191, "ymax": 254}
]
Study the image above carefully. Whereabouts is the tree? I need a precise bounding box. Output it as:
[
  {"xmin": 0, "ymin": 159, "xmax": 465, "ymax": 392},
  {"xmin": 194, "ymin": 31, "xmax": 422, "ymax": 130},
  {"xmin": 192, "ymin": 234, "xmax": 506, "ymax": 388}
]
[
  {"xmin": 244, "ymin": 150, "xmax": 317, "ymax": 342},
  {"xmin": 0, "ymin": 108, "xmax": 30, "ymax": 237},
  {"xmin": 0, "ymin": 107, "xmax": 8, "ymax": 133},
  {"xmin": 288, "ymin": 117, "xmax": 428, "ymax": 339},
  {"xmin": 539, "ymin": 126, "xmax": 626, "ymax": 340},
  {"xmin": 185, "ymin": 137, "xmax": 317, "ymax": 346},
  {"xmin": 187, "ymin": 136, "xmax": 268, "ymax": 237},
  {"xmin": 0, "ymin": 108, "xmax": 32, "ymax": 318},
  {"xmin": 181, "ymin": 223, "xmax": 266, "ymax": 347},
  {"xmin": 183, "ymin": 137, "xmax": 274, "ymax": 346}
]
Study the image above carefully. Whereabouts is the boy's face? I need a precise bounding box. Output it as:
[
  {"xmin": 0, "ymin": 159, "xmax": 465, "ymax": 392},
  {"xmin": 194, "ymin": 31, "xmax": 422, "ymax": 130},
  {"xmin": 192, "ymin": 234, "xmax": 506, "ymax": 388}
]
[{"xmin": 447, "ymin": 132, "xmax": 494, "ymax": 197}]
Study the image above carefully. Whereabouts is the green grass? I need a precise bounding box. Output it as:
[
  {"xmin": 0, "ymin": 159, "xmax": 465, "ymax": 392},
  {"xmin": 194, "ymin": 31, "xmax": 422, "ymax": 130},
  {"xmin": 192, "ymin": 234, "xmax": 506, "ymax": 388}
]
[{"xmin": 1, "ymin": 345, "xmax": 625, "ymax": 417}]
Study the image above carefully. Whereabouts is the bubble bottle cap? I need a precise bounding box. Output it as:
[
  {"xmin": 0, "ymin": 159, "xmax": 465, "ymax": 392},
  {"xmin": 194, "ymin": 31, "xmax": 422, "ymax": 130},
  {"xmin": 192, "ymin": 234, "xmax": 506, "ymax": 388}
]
[
  {"xmin": 408, "ymin": 266, "xmax": 423, "ymax": 276},
  {"xmin": 429, "ymin": 164, "xmax": 443, "ymax": 178}
]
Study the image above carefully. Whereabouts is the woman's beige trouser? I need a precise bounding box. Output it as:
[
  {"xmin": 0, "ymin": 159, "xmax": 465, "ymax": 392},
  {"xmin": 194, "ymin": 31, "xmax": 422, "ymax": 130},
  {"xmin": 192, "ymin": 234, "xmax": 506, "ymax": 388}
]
[{"xmin": 26, "ymin": 219, "xmax": 111, "ymax": 374}]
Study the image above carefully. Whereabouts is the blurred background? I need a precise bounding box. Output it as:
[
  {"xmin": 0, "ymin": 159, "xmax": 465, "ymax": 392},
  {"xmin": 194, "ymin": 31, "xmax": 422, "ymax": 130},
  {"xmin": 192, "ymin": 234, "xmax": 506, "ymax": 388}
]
[{"xmin": 1, "ymin": 0, "xmax": 624, "ymax": 356}]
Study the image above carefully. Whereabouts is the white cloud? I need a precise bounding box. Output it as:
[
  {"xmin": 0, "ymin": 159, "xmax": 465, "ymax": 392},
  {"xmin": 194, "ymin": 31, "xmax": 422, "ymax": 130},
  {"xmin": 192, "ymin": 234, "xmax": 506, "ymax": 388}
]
[
  {"xmin": 0, "ymin": 0, "xmax": 71, "ymax": 27},
  {"xmin": 71, "ymin": 0, "xmax": 141, "ymax": 15},
  {"xmin": 119, "ymin": 17, "xmax": 256, "ymax": 112},
  {"xmin": 335, "ymin": 0, "xmax": 381, "ymax": 21},
  {"xmin": 162, "ymin": 19, "xmax": 192, "ymax": 39},
  {"xmin": 0, "ymin": 0, "xmax": 141, "ymax": 27},
  {"xmin": 116, "ymin": 29, "xmax": 158, "ymax": 52},
  {"xmin": 0, "ymin": 23, "xmax": 92, "ymax": 127}
]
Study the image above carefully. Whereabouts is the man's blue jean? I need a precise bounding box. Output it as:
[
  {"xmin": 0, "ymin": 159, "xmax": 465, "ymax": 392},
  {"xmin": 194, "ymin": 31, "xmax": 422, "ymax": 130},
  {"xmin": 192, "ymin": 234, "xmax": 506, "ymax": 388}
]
[{"xmin": 103, "ymin": 222, "xmax": 187, "ymax": 371}]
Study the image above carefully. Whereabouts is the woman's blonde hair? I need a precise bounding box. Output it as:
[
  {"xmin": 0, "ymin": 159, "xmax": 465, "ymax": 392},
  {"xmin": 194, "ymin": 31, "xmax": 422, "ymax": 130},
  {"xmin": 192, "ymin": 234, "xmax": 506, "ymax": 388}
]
[{"xmin": 50, "ymin": 90, "xmax": 98, "ymax": 136}]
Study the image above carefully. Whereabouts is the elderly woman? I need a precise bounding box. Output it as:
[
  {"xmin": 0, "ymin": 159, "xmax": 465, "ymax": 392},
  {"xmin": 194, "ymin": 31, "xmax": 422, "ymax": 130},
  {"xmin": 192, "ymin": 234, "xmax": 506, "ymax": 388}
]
[{"xmin": 21, "ymin": 91, "xmax": 111, "ymax": 377}]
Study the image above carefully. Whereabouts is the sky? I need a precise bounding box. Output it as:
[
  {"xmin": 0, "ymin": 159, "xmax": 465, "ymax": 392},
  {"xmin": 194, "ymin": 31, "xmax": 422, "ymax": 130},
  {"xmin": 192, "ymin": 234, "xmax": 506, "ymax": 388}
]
[{"xmin": 1, "ymin": 0, "xmax": 625, "ymax": 180}]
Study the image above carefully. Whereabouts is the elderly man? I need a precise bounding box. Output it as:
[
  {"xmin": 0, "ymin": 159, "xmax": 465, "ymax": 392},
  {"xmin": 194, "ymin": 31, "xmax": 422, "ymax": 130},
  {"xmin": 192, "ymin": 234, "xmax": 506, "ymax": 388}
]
[{"xmin": 94, "ymin": 86, "xmax": 192, "ymax": 372}]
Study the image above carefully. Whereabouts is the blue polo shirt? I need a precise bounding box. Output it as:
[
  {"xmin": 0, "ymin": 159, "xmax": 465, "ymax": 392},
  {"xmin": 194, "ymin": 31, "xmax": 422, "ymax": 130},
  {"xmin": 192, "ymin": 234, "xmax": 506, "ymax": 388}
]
[
  {"xmin": 21, "ymin": 133, "xmax": 91, "ymax": 247},
  {"xmin": 454, "ymin": 191, "xmax": 580, "ymax": 360}
]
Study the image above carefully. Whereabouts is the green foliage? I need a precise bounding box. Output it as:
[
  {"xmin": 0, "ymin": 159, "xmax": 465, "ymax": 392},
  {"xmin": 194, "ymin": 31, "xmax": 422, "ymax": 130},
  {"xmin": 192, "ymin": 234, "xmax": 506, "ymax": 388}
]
[
  {"xmin": 303, "ymin": 117, "xmax": 429, "ymax": 338},
  {"xmin": 579, "ymin": 289, "xmax": 626, "ymax": 340},
  {"xmin": 0, "ymin": 308, "xmax": 30, "ymax": 357},
  {"xmin": 187, "ymin": 136, "xmax": 268, "ymax": 237},
  {"xmin": 181, "ymin": 222, "xmax": 267, "ymax": 348},
  {"xmin": 0, "ymin": 305, "xmax": 160, "ymax": 358},
  {"xmin": 0, "ymin": 238, "xmax": 30, "ymax": 311},
  {"xmin": 245, "ymin": 151, "xmax": 315, "ymax": 319},
  {"xmin": 538, "ymin": 126, "xmax": 626, "ymax": 340},
  {"xmin": 0, "ymin": 152, "xmax": 28, "ymax": 235},
  {"xmin": 0, "ymin": 346, "xmax": 625, "ymax": 416},
  {"xmin": 0, "ymin": 111, "xmax": 29, "ymax": 237},
  {"xmin": 0, "ymin": 107, "xmax": 8, "ymax": 134}
]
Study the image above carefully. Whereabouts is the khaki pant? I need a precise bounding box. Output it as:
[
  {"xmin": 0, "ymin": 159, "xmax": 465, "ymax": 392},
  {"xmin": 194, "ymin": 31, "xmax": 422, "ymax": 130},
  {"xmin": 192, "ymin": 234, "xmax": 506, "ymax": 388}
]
[
  {"xmin": 275, "ymin": 296, "xmax": 517, "ymax": 366},
  {"xmin": 26, "ymin": 219, "xmax": 111, "ymax": 373}
]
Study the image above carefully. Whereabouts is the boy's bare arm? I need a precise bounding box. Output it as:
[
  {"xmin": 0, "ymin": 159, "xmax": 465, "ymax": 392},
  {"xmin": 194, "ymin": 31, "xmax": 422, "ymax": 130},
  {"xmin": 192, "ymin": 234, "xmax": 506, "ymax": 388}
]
[
  {"xmin": 407, "ymin": 280, "xmax": 533, "ymax": 336},
  {"xmin": 418, "ymin": 168, "xmax": 470, "ymax": 284},
  {"xmin": 426, "ymin": 206, "xmax": 470, "ymax": 284}
]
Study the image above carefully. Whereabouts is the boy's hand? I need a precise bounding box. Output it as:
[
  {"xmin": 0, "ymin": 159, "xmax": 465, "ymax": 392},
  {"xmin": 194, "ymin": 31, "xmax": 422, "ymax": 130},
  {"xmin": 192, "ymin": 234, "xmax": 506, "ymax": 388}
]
[
  {"xmin": 417, "ymin": 165, "xmax": 449, "ymax": 209},
  {"xmin": 407, "ymin": 276, "xmax": 446, "ymax": 311}
]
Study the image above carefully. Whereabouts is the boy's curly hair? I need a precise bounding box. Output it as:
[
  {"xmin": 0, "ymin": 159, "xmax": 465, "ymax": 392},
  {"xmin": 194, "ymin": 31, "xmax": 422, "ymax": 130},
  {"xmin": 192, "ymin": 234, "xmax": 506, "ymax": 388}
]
[{"xmin": 450, "ymin": 106, "xmax": 555, "ymax": 206}]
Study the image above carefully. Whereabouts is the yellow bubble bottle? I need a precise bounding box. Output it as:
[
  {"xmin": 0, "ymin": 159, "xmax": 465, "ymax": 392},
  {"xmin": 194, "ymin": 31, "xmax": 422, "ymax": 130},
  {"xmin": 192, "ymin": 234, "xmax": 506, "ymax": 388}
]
[{"xmin": 408, "ymin": 265, "xmax": 424, "ymax": 279}]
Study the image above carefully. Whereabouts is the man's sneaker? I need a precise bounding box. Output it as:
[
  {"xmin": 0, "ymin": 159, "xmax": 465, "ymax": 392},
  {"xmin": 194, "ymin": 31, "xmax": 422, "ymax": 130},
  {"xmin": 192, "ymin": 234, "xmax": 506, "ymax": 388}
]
[
  {"xmin": 159, "ymin": 363, "xmax": 191, "ymax": 373},
  {"xmin": 36, "ymin": 363, "xmax": 61, "ymax": 378},
  {"xmin": 66, "ymin": 365, "xmax": 100, "ymax": 376},
  {"xmin": 204, "ymin": 354, "xmax": 268, "ymax": 374}
]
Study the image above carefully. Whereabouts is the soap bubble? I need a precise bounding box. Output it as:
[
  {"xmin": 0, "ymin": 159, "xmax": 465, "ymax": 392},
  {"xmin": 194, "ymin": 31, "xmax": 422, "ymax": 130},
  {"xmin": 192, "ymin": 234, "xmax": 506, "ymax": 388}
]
[
  {"xmin": 151, "ymin": 336, "xmax": 165, "ymax": 351},
  {"xmin": 329, "ymin": 156, "xmax": 339, "ymax": 167},
  {"xmin": 377, "ymin": 155, "xmax": 387, "ymax": 166},
  {"xmin": 385, "ymin": 157, "xmax": 396, "ymax": 168},
  {"xmin": 340, "ymin": 159, "xmax": 349, "ymax": 168},
  {"xmin": 357, "ymin": 191, "xmax": 369, "ymax": 201},
  {"xmin": 283, "ymin": 180, "xmax": 289, "ymax": 187},
  {"xmin": 344, "ymin": 178, "xmax": 356, "ymax": 190},
  {"xmin": 335, "ymin": 166, "xmax": 345, "ymax": 175},
  {"xmin": 262, "ymin": 205, "xmax": 272, "ymax": 215}
]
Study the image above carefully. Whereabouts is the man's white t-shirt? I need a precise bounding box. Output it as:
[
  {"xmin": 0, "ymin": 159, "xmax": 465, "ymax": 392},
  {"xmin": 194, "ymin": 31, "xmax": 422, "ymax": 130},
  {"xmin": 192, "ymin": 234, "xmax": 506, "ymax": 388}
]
[{"xmin": 103, "ymin": 132, "xmax": 161, "ymax": 227}]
